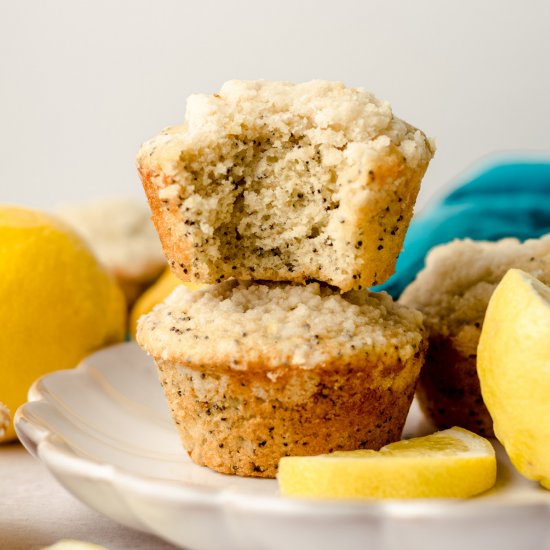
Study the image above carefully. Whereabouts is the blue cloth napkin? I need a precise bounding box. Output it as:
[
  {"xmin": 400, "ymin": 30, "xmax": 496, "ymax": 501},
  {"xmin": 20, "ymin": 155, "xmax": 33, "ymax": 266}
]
[{"xmin": 376, "ymin": 158, "xmax": 550, "ymax": 299}]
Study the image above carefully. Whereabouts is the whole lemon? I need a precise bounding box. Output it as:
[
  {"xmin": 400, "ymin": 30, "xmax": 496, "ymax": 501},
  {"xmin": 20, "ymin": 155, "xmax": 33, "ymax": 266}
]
[
  {"xmin": 129, "ymin": 268, "xmax": 205, "ymax": 338},
  {"xmin": 478, "ymin": 268, "xmax": 550, "ymax": 489},
  {"xmin": 0, "ymin": 205, "xmax": 126, "ymax": 441}
]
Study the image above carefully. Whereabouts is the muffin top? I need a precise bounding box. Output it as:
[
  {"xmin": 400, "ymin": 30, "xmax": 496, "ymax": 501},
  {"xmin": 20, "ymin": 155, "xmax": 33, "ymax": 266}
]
[
  {"xmin": 137, "ymin": 280, "xmax": 425, "ymax": 370},
  {"xmin": 140, "ymin": 80, "xmax": 433, "ymax": 168},
  {"xmin": 400, "ymin": 235, "xmax": 550, "ymax": 355}
]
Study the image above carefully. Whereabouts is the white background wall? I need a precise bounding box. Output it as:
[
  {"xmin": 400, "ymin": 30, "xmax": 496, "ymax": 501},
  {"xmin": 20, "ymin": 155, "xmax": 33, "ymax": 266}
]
[{"xmin": 1, "ymin": 0, "xmax": 549, "ymax": 211}]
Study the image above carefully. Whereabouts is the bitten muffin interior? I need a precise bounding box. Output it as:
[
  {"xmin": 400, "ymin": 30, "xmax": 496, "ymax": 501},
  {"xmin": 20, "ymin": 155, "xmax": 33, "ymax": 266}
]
[
  {"xmin": 137, "ymin": 279, "xmax": 425, "ymax": 370},
  {"xmin": 145, "ymin": 80, "xmax": 433, "ymax": 287}
]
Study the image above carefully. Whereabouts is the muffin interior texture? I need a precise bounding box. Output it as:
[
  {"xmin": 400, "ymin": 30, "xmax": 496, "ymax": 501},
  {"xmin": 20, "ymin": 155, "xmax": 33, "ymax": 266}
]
[
  {"xmin": 142, "ymin": 80, "xmax": 434, "ymax": 289},
  {"xmin": 138, "ymin": 279, "xmax": 425, "ymax": 370}
]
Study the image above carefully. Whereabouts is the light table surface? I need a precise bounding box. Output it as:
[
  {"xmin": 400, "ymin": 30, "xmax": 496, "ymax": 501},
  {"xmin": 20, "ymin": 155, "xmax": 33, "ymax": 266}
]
[{"xmin": 0, "ymin": 443, "xmax": 178, "ymax": 550}]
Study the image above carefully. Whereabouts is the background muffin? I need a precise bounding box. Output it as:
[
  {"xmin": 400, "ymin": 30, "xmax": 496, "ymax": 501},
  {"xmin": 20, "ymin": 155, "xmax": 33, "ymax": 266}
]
[
  {"xmin": 57, "ymin": 198, "xmax": 166, "ymax": 305},
  {"xmin": 137, "ymin": 280, "xmax": 427, "ymax": 478},
  {"xmin": 400, "ymin": 235, "xmax": 550, "ymax": 436},
  {"xmin": 137, "ymin": 80, "xmax": 434, "ymax": 292}
]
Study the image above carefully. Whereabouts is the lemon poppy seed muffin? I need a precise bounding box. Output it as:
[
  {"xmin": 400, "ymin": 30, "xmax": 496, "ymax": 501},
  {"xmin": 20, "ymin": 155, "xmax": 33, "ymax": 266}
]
[
  {"xmin": 137, "ymin": 280, "xmax": 427, "ymax": 478},
  {"xmin": 57, "ymin": 198, "xmax": 166, "ymax": 305},
  {"xmin": 137, "ymin": 80, "xmax": 434, "ymax": 292},
  {"xmin": 400, "ymin": 235, "xmax": 550, "ymax": 436}
]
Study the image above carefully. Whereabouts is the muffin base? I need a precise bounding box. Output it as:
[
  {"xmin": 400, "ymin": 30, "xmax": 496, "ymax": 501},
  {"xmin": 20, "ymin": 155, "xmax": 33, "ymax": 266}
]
[
  {"xmin": 154, "ymin": 352, "xmax": 424, "ymax": 478},
  {"xmin": 416, "ymin": 337, "xmax": 494, "ymax": 437}
]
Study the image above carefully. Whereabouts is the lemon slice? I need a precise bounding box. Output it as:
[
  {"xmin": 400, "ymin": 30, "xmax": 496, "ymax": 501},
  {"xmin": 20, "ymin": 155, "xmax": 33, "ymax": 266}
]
[
  {"xmin": 277, "ymin": 427, "xmax": 496, "ymax": 499},
  {"xmin": 42, "ymin": 541, "xmax": 108, "ymax": 550},
  {"xmin": 478, "ymin": 269, "xmax": 550, "ymax": 489}
]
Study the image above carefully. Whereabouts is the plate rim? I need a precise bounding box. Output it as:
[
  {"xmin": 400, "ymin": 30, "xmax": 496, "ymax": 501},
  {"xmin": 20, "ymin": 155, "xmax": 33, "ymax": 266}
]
[{"xmin": 14, "ymin": 342, "xmax": 550, "ymax": 522}]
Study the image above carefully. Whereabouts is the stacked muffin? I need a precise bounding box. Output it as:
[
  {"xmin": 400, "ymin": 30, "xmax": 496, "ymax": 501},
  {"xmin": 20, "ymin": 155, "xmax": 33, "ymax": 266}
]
[{"xmin": 136, "ymin": 80, "xmax": 434, "ymax": 477}]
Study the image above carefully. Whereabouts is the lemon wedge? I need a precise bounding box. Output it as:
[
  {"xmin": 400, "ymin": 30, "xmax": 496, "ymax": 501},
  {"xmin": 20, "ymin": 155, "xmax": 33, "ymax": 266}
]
[
  {"xmin": 277, "ymin": 427, "xmax": 496, "ymax": 499},
  {"xmin": 478, "ymin": 268, "xmax": 550, "ymax": 489}
]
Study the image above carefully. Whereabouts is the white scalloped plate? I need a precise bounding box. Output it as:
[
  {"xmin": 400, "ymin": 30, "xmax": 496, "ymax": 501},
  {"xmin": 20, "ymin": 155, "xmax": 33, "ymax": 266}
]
[{"xmin": 15, "ymin": 343, "xmax": 550, "ymax": 550}]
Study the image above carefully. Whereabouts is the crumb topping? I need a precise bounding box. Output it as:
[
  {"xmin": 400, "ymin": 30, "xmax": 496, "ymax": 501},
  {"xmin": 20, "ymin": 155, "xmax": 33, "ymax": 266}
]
[{"xmin": 138, "ymin": 280, "xmax": 425, "ymax": 369}]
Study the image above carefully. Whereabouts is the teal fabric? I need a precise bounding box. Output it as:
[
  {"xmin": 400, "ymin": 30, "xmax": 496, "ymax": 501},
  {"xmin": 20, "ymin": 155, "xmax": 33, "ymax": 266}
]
[{"xmin": 375, "ymin": 159, "xmax": 550, "ymax": 299}]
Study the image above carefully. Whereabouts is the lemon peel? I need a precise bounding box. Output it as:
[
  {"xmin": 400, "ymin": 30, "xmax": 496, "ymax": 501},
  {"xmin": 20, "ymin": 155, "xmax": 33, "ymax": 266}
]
[
  {"xmin": 478, "ymin": 268, "xmax": 550, "ymax": 490},
  {"xmin": 0, "ymin": 205, "xmax": 126, "ymax": 441}
]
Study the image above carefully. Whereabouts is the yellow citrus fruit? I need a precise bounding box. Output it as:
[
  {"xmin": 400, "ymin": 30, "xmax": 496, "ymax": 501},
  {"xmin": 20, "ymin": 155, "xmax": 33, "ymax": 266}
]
[
  {"xmin": 0, "ymin": 205, "xmax": 126, "ymax": 441},
  {"xmin": 478, "ymin": 268, "xmax": 550, "ymax": 489},
  {"xmin": 278, "ymin": 427, "xmax": 496, "ymax": 499},
  {"xmin": 129, "ymin": 267, "xmax": 205, "ymax": 337}
]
